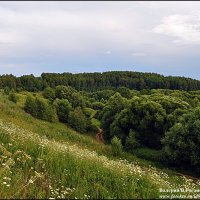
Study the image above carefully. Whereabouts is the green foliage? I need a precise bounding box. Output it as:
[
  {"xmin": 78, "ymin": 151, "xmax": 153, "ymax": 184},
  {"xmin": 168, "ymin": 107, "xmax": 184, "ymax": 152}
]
[
  {"xmin": 100, "ymin": 93, "xmax": 127, "ymax": 142},
  {"xmin": 150, "ymin": 94, "xmax": 190, "ymax": 114},
  {"xmin": 132, "ymin": 148, "xmax": 166, "ymax": 163},
  {"xmin": 24, "ymin": 94, "xmax": 37, "ymax": 117},
  {"xmin": 55, "ymin": 85, "xmax": 76, "ymax": 100},
  {"xmin": 0, "ymin": 89, "xmax": 199, "ymax": 198},
  {"xmin": 24, "ymin": 95, "xmax": 57, "ymax": 122},
  {"xmin": 88, "ymin": 124, "xmax": 99, "ymax": 133},
  {"xmin": 53, "ymin": 99, "xmax": 72, "ymax": 123},
  {"xmin": 71, "ymin": 92, "xmax": 86, "ymax": 108},
  {"xmin": 162, "ymin": 107, "xmax": 200, "ymax": 172},
  {"xmin": 4, "ymin": 87, "xmax": 10, "ymax": 95},
  {"xmin": 125, "ymin": 130, "xmax": 140, "ymax": 152},
  {"xmin": 1, "ymin": 71, "xmax": 200, "ymax": 92},
  {"xmin": 116, "ymin": 87, "xmax": 133, "ymax": 99},
  {"xmin": 68, "ymin": 107, "xmax": 88, "ymax": 133},
  {"xmin": 8, "ymin": 92, "xmax": 19, "ymax": 103},
  {"xmin": 110, "ymin": 96, "xmax": 166, "ymax": 149},
  {"xmin": 55, "ymin": 85, "xmax": 85, "ymax": 108},
  {"xmin": 43, "ymin": 87, "xmax": 56, "ymax": 102},
  {"xmin": 92, "ymin": 102, "xmax": 105, "ymax": 110},
  {"xmin": 111, "ymin": 136, "xmax": 123, "ymax": 156},
  {"xmin": 35, "ymin": 97, "xmax": 57, "ymax": 122}
]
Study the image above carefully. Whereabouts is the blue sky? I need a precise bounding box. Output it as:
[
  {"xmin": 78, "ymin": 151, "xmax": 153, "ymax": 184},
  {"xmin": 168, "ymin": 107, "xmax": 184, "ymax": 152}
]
[{"xmin": 1, "ymin": 1, "xmax": 200, "ymax": 79}]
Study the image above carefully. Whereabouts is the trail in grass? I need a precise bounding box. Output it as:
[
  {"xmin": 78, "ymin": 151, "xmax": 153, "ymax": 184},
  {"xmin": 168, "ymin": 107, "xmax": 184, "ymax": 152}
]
[{"xmin": 96, "ymin": 129, "xmax": 104, "ymax": 144}]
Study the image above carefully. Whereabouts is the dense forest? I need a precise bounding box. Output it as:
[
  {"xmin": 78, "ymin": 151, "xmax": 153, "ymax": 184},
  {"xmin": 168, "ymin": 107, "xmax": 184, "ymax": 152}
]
[{"xmin": 1, "ymin": 71, "xmax": 200, "ymax": 92}]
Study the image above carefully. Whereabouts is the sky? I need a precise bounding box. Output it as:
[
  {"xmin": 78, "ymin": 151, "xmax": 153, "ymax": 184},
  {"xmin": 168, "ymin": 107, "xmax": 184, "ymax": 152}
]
[{"xmin": 1, "ymin": 2, "xmax": 200, "ymax": 79}]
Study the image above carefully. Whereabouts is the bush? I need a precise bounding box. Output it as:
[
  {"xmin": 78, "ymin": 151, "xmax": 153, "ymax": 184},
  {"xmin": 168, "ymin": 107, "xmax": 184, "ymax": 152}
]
[
  {"xmin": 88, "ymin": 124, "xmax": 100, "ymax": 133},
  {"xmin": 111, "ymin": 136, "xmax": 123, "ymax": 156},
  {"xmin": 24, "ymin": 95, "xmax": 37, "ymax": 117},
  {"xmin": 54, "ymin": 99, "xmax": 72, "ymax": 123},
  {"xmin": 35, "ymin": 97, "xmax": 57, "ymax": 122},
  {"xmin": 55, "ymin": 85, "xmax": 76, "ymax": 100},
  {"xmin": 162, "ymin": 107, "xmax": 200, "ymax": 173},
  {"xmin": 43, "ymin": 87, "xmax": 56, "ymax": 102},
  {"xmin": 68, "ymin": 107, "xmax": 88, "ymax": 133},
  {"xmin": 4, "ymin": 87, "xmax": 10, "ymax": 95},
  {"xmin": 132, "ymin": 148, "xmax": 166, "ymax": 163},
  {"xmin": 8, "ymin": 92, "xmax": 19, "ymax": 103},
  {"xmin": 125, "ymin": 130, "xmax": 140, "ymax": 152},
  {"xmin": 24, "ymin": 95, "xmax": 57, "ymax": 122}
]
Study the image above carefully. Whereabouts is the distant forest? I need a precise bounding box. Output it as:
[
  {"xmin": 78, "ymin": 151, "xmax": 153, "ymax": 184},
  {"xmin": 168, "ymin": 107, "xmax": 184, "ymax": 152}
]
[{"xmin": 1, "ymin": 71, "xmax": 200, "ymax": 92}]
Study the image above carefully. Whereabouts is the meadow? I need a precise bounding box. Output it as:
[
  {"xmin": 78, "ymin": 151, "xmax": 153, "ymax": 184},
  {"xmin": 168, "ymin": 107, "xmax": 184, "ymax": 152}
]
[{"xmin": 0, "ymin": 90, "xmax": 200, "ymax": 199}]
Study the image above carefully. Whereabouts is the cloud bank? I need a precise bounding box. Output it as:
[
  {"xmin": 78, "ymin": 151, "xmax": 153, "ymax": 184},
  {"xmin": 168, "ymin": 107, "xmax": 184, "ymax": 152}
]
[{"xmin": 0, "ymin": 2, "xmax": 200, "ymax": 78}]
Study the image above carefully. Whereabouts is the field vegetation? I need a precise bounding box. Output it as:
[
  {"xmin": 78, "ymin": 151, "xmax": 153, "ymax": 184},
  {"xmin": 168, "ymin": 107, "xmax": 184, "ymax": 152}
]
[{"xmin": 0, "ymin": 71, "xmax": 200, "ymax": 199}]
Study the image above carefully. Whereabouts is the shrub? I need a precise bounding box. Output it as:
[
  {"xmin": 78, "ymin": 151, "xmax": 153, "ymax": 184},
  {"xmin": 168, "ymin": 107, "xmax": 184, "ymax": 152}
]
[
  {"xmin": 88, "ymin": 124, "xmax": 100, "ymax": 133},
  {"xmin": 43, "ymin": 87, "xmax": 56, "ymax": 102},
  {"xmin": 54, "ymin": 99, "xmax": 72, "ymax": 123},
  {"xmin": 35, "ymin": 97, "xmax": 57, "ymax": 122},
  {"xmin": 55, "ymin": 85, "xmax": 76, "ymax": 100},
  {"xmin": 24, "ymin": 94, "xmax": 37, "ymax": 117},
  {"xmin": 68, "ymin": 107, "xmax": 88, "ymax": 133},
  {"xmin": 4, "ymin": 87, "xmax": 10, "ymax": 95},
  {"xmin": 132, "ymin": 148, "xmax": 166, "ymax": 163},
  {"xmin": 8, "ymin": 92, "xmax": 19, "ymax": 103},
  {"xmin": 111, "ymin": 136, "xmax": 123, "ymax": 156},
  {"xmin": 162, "ymin": 107, "xmax": 200, "ymax": 173},
  {"xmin": 24, "ymin": 95, "xmax": 57, "ymax": 122},
  {"xmin": 125, "ymin": 130, "xmax": 140, "ymax": 152}
]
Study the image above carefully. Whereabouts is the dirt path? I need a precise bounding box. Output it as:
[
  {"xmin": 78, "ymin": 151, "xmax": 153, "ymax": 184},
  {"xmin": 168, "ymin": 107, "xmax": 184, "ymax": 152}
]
[
  {"xmin": 96, "ymin": 129, "xmax": 105, "ymax": 144},
  {"xmin": 175, "ymin": 172, "xmax": 199, "ymax": 181}
]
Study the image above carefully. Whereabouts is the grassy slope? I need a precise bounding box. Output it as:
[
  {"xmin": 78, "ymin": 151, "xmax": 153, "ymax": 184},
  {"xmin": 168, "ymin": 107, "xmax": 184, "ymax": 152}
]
[{"xmin": 0, "ymin": 92, "xmax": 199, "ymax": 199}]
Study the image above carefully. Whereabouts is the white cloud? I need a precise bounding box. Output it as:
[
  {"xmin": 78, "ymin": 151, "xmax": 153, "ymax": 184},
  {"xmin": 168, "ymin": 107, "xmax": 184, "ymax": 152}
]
[
  {"xmin": 153, "ymin": 14, "xmax": 200, "ymax": 44},
  {"xmin": 132, "ymin": 52, "xmax": 146, "ymax": 57},
  {"xmin": 0, "ymin": 2, "xmax": 200, "ymax": 76}
]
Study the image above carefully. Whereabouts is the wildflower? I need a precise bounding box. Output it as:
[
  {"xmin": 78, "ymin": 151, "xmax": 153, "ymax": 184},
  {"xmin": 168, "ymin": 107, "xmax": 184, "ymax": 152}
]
[
  {"xmin": 6, "ymin": 184, "xmax": 10, "ymax": 187},
  {"xmin": 28, "ymin": 179, "xmax": 34, "ymax": 184},
  {"xmin": 2, "ymin": 182, "xmax": 7, "ymax": 185}
]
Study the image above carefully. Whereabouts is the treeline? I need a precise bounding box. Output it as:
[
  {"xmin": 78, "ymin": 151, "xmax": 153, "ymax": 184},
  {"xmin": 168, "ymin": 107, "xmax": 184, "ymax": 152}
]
[{"xmin": 1, "ymin": 71, "xmax": 200, "ymax": 92}]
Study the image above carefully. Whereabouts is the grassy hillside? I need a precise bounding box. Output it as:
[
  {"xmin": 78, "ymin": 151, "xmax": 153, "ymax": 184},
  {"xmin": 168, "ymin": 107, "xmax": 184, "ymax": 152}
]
[{"xmin": 0, "ymin": 91, "xmax": 200, "ymax": 199}]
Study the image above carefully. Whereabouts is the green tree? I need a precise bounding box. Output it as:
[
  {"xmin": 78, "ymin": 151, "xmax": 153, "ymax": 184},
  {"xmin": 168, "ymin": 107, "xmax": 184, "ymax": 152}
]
[
  {"xmin": 116, "ymin": 87, "xmax": 133, "ymax": 99},
  {"xmin": 110, "ymin": 96, "xmax": 166, "ymax": 149},
  {"xmin": 43, "ymin": 87, "xmax": 56, "ymax": 102},
  {"xmin": 162, "ymin": 107, "xmax": 200, "ymax": 171},
  {"xmin": 55, "ymin": 85, "xmax": 76, "ymax": 100},
  {"xmin": 54, "ymin": 99, "xmax": 72, "ymax": 123},
  {"xmin": 68, "ymin": 107, "xmax": 88, "ymax": 133},
  {"xmin": 162, "ymin": 107, "xmax": 200, "ymax": 173},
  {"xmin": 100, "ymin": 93, "xmax": 127, "ymax": 142},
  {"xmin": 35, "ymin": 97, "xmax": 57, "ymax": 122},
  {"xmin": 24, "ymin": 95, "xmax": 37, "ymax": 117},
  {"xmin": 24, "ymin": 95, "xmax": 57, "ymax": 122}
]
